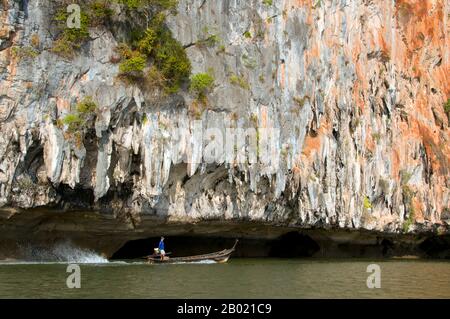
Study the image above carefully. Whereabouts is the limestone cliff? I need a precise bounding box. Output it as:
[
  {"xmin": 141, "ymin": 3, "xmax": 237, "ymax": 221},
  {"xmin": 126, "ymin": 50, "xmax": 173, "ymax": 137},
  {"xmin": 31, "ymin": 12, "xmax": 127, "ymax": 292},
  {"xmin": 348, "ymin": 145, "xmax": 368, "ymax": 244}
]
[{"xmin": 0, "ymin": 0, "xmax": 449, "ymax": 253}]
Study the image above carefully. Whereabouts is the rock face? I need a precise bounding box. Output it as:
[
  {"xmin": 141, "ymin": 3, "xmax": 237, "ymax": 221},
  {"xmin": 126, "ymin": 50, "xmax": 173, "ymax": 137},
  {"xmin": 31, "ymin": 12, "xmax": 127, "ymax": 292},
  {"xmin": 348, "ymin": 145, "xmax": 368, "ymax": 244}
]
[{"xmin": 0, "ymin": 0, "xmax": 449, "ymax": 253}]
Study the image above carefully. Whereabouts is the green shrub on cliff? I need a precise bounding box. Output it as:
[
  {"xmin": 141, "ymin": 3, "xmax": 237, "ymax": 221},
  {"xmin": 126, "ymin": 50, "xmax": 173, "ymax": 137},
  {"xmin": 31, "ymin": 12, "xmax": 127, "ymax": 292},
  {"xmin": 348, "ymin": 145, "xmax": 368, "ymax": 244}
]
[
  {"xmin": 76, "ymin": 96, "xmax": 97, "ymax": 115},
  {"xmin": 117, "ymin": 0, "xmax": 143, "ymax": 8},
  {"xmin": 402, "ymin": 206, "xmax": 415, "ymax": 233},
  {"xmin": 151, "ymin": 15, "xmax": 191, "ymax": 92},
  {"xmin": 118, "ymin": 0, "xmax": 178, "ymax": 10},
  {"xmin": 50, "ymin": 0, "xmax": 190, "ymax": 92},
  {"xmin": 190, "ymin": 73, "xmax": 214, "ymax": 106},
  {"xmin": 54, "ymin": 9, "xmax": 90, "ymax": 43},
  {"xmin": 363, "ymin": 196, "xmax": 372, "ymax": 209},
  {"xmin": 402, "ymin": 209, "xmax": 415, "ymax": 233},
  {"xmin": 89, "ymin": 1, "xmax": 113, "ymax": 25},
  {"xmin": 51, "ymin": 6, "xmax": 90, "ymax": 58},
  {"xmin": 152, "ymin": 0, "xmax": 179, "ymax": 10},
  {"xmin": 11, "ymin": 46, "xmax": 39, "ymax": 60},
  {"xmin": 229, "ymin": 73, "xmax": 250, "ymax": 90},
  {"xmin": 145, "ymin": 66, "xmax": 167, "ymax": 87},
  {"xmin": 118, "ymin": 12, "xmax": 191, "ymax": 93},
  {"xmin": 62, "ymin": 97, "xmax": 98, "ymax": 134},
  {"xmin": 51, "ymin": 38, "xmax": 75, "ymax": 59},
  {"xmin": 190, "ymin": 73, "xmax": 214, "ymax": 97},
  {"xmin": 401, "ymin": 185, "xmax": 415, "ymax": 233},
  {"xmin": 51, "ymin": 0, "xmax": 181, "ymax": 60},
  {"xmin": 202, "ymin": 34, "xmax": 221, "ymax": 47},
  {"xmin": 137, "ymin": 28, "xmax": 158, "ymax": 56},
  {"xmin": 116, "ymin": 43, "xmax": 136, "ymax": 59},
  {"xmin": 119, "ymin": 54, "xmax": 147, "ymax": 76},
  {"xmin": 50, "ymin": 1, "xmax": 113, "ymax": 58},
  {"xmin": 197, "ymin": 27, "xmax": 221, "ymax": 48},
  {"xmin": 444, "ymin": 99, "xmax": 450, "ymax": 114},
  {"xmin": 62, "ymin": 114, "xmax": 84, "ymax": 133}
]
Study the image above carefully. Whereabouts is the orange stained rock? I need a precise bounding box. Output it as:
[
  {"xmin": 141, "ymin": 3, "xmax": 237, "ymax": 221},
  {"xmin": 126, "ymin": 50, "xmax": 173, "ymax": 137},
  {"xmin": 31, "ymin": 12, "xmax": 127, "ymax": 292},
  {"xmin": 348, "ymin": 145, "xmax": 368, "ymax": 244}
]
[
  {"xmin": 377, "ymin": 31, "xmax": 391, "ymax": 60},
  {"xmin": 364, "ymin": 130, "xmax": 376, "ymax": 153},
  {"xmin": 302, "ymin": 116, "xmax": 330, "ymax": 158},
  {"xmin": 353, "ymin": 80, "xmax": 366, "ymax": 110},
  {"xmin": 81, "ymin": 72, "xmax": 89, "ymax": 82},
  {"xmin": 411, "ymin": 197, "xmax": 424, "ymax": 222},
  {"xmin": 419, "ymin": 123, "xmax": 449, "ymax": 176},
  {"xmin": 391, "ymin": 118, "xmax": 423, "ymax": 180},
  {"xmin": 305, "ymin": 41, "xmax": 320, "ymax": 65},
  {"xmin": 293, "ymin": 0, "xmax": 313, "ymax": 8},
  {"xmin": 292, "ymin": 165, "xmax": 301, "ymax": 175},
  {"xmin": 394, "ymin": 0, "xmax": 446, "ymax": 67},
  {"xmin": 260, "ymin": 106, "xmax": 268, "ymax": 128},
  {"xmin": 431, "ymin": 66, "xmax": 449, "ymax": 97},
  {"xmin": 391, "ymin": 148, "xmax": 401, "ymax": 181}
]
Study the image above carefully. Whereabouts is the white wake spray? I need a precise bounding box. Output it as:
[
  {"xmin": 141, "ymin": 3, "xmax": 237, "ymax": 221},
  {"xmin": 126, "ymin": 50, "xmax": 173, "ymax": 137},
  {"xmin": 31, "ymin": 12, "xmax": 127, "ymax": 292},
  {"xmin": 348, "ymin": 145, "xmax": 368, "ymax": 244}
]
[{"xmin": 19, "ymin": 241, "xmax": 108, "ymax": 263}]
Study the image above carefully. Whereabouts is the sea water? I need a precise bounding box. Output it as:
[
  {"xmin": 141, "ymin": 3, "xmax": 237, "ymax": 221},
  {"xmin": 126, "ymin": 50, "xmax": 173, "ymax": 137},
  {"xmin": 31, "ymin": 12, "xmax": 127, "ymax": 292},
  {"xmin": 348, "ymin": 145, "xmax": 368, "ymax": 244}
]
[{"xmin": 0, "ymin": 247, "xmax": 449, "ymax": 298}]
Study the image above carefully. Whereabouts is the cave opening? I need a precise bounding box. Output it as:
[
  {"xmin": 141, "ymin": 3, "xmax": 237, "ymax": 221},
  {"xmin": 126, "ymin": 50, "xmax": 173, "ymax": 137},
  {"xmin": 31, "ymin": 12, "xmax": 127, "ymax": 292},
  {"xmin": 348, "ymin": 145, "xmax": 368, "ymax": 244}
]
[
  {"xmin": 267, "ymin": 232, "xmax": 321, "ymax": 257},
  {"xmin": 110, "ymin": 232, "xmax": 321, "ymax": 259},
  {"xmin": 419, "ymin": 235, "xmax": 450, "ymax": 259}
]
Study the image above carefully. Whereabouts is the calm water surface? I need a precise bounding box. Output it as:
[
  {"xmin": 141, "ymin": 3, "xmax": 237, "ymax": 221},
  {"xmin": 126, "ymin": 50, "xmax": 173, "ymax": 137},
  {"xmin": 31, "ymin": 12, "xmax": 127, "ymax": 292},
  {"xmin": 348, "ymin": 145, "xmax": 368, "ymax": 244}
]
[{"xmin": 0, "ymin": 259, "xmax": 449, "ymax": 298}]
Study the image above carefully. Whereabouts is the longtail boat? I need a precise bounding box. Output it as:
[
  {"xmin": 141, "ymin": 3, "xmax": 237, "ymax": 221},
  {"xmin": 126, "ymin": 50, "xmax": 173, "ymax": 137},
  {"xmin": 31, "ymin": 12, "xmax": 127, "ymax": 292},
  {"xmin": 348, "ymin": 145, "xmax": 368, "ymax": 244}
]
[{"xmin": 147, "ymin": 239, "xmax": 238, "ymax": 264}]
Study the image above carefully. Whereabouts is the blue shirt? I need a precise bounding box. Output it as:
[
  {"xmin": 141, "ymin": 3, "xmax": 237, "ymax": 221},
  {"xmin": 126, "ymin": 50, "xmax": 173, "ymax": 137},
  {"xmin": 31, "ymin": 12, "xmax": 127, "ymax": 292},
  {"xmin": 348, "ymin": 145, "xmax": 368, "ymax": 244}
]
[{"xmin": 158, "ymin": 241, "xmax": 165, "ymax": 251}]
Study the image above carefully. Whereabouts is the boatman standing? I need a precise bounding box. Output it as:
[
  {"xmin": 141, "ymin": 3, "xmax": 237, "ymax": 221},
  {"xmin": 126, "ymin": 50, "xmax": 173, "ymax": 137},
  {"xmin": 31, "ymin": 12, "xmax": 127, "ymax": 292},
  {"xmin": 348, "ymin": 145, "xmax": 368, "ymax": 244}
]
[{"xmin": 158, "ymin": 237, "xmax": 165, "ymax": 260}]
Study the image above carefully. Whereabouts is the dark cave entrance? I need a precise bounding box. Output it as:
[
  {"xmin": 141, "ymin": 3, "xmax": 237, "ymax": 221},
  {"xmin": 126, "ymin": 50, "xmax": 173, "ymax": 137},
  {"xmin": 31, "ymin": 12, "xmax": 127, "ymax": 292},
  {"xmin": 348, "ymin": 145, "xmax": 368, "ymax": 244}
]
[
  {"xmin": 110, "ymin": 232, "xmax": 321, "ymax": 259},
  {"xmin": 267, "ymin": 232, "xmax": 320, "ymax": 257},
  {"xmin": 419, "ymin": 235, "xmax": 450, "ymax": 258}
]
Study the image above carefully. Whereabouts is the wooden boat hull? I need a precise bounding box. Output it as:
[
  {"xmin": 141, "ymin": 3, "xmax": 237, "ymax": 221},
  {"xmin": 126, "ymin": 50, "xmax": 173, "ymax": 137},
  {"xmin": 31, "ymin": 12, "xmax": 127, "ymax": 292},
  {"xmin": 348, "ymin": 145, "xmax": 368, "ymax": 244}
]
[
  {"xmin": 147, "ymin": 240, "xmax": 238, "ymax": 264},
  {"xmin": 216, "ymin": 255, "xmax": 230, "ymax": 264}
]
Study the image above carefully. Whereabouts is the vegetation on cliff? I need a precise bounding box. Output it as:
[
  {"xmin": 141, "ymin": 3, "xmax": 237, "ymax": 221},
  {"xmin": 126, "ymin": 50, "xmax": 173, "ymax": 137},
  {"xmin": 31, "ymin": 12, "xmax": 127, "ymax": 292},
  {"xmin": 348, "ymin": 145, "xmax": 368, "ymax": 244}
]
[
  {"xmin": 58, "ymin": 97, "xmax": 98, "ymax": 144},
  {"xmin": 118, "ymin": 0, "xmax": 178, "ymax": 10},
  {"xmin": 117, "ymin": 11, "xmax": 191, "ymax": 93},
  {"xmin": 444, "ymin": 99, "xmax": 450, "ymax": 119},
  {"xmin": 11, "ymin": 46, "xmax": 39, "ymax": 60},
  {"xmin": 50, "ymin": 0, "xmax": 192, "ymax": 103},
  {"xmin": 229, "ymin": 73, "xmax": 250, "ymax": 90},
  {"xmin": 190, "ymin": 73, "xmax": 215, "ymax": 99},
  {"xmin": 51, "ymin": 1, "xmax": 111, "ymax": 58}
]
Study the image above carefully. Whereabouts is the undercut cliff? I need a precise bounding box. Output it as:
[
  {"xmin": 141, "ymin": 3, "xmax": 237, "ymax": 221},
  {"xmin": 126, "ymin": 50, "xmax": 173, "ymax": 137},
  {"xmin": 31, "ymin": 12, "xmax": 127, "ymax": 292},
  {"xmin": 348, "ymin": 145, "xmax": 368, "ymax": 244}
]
[{"xmin": 0, "ymin": 0, "xmax": 449, "ymax": 258}]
